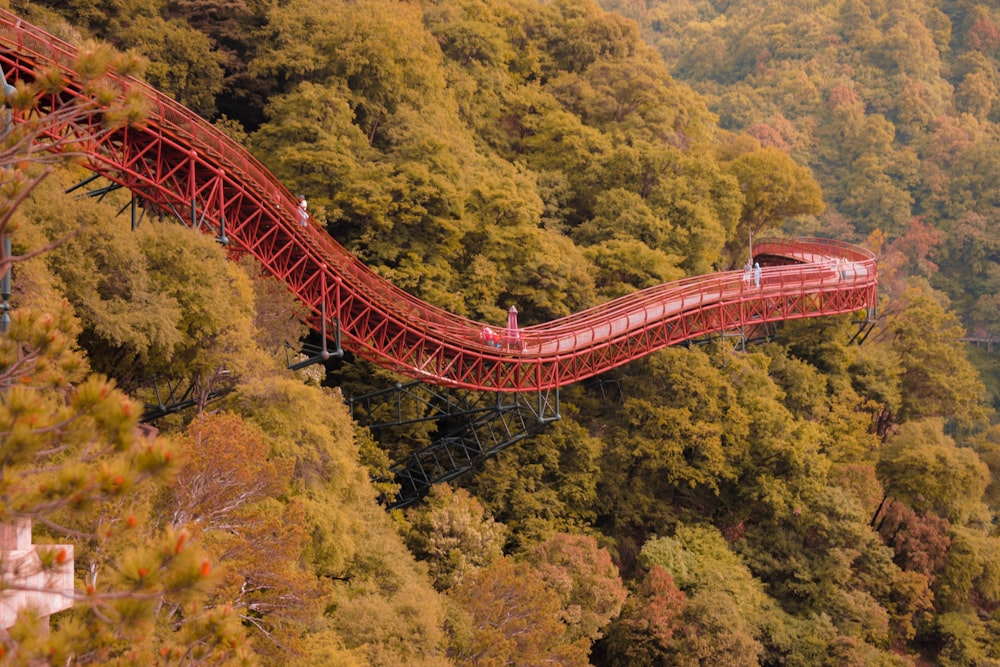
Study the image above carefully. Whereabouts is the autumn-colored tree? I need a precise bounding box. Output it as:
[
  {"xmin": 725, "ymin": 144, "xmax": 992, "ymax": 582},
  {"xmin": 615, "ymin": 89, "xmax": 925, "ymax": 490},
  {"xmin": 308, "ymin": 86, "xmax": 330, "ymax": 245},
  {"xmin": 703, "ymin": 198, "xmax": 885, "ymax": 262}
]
[
  {"xmin": 598, "ymin": 565, "xmax": 687, "ymax": 667},
  {"xmin": 171, "ymin": 412, "xmax": 334, "ymax": 658},
  {"xmin": 171, "ymin": 412, "xmax": 292, "ymax": 529},
  {"xmin": 872, "ymin": 501, "xmax": 943, "ymax": 640},
  {"xmin": 522, "ymin": 532, "xmax": 627, "ymax": 643},
  {"xmin": 876, "ymin": 500, "xmax": 951, "ymax": 580},
  {"xmin": 448, "ymin": 557, "xmax": 590, "ymax": 666},
  {"xmin": 0, "ymin": 303, "xmax": 254, "ymax": 664},
  {"xmin": 236, "ymin": 255, "xmax": 310, "ymax": 359}
]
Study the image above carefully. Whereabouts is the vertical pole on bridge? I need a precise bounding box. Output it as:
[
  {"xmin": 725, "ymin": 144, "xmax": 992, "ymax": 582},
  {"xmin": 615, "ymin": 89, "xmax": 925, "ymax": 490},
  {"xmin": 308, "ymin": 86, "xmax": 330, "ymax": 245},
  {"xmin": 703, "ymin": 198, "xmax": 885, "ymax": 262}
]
[
  {"xmin": 537, "ymin": 387, "xmax": 560, "ymax": 423},
  {"xmin": 215, "ymin": 168, "xmax": 228, "ymax": 245},
  {"xmin": 0, "ymin": 66, "xmax": 14, "ymax": 333},
  {"xmin": 333, "ymin": 273, "xmax": 343, "ymax": 354},
  {"xmin": 319, "ymin": 268, "xmax": 342, "ymax": 360},
  {"xmin": 319, "ymin": 270, "xmax": 329, "ymax": 360},
  {"xmin": 1, "ymin": 234, "xmax": 11, "ymax": 333},
  {"xmin": 217, "ymin": 212, "xmax": 228, "ymax": 245},
  {"xmin": 0, "ymin": 63, "xmax": 14, "ymax": 134}
]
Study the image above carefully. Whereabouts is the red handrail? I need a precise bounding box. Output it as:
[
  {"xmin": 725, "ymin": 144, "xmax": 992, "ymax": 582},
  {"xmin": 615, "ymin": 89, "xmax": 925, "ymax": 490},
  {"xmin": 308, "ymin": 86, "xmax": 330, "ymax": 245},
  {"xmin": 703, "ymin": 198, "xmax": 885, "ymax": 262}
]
[{"xmin": 0, "ymin": 10, "xmax": 877, "ymax": 392}]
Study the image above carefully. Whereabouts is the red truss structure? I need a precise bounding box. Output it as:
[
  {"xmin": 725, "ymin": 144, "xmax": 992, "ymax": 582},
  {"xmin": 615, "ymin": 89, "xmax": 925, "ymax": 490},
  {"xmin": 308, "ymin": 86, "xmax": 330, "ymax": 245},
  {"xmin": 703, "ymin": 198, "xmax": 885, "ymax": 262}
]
[{"xmin": 0, "ymin": 11, "xmax": 877, "ymax": 393}]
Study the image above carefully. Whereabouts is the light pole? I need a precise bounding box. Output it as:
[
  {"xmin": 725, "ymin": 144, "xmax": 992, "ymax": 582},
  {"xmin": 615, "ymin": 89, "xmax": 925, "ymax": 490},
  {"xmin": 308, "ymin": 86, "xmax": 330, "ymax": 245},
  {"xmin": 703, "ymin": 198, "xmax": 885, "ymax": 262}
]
[
  {"xmin": 0, "ymin": 234, "xmax": 9, "ymax": 333},
  {"xmin": 1, "ymin": 65, "xmax": 13, "ymax": 333}
]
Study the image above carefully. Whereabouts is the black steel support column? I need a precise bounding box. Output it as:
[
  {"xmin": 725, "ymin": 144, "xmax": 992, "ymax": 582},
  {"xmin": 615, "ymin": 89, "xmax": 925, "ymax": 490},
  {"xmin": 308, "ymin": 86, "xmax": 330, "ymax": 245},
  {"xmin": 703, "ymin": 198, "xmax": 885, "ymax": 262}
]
[{"xmin": 349, "ymin": 381, "xmax": 560, "ymax": 508}]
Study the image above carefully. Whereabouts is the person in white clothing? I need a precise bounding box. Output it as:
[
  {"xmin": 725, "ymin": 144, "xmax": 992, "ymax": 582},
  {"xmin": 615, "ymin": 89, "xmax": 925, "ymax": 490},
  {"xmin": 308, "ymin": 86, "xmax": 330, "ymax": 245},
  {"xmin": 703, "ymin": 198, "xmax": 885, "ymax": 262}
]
[{"xmin": 297, "ymin": 194, "xmax": 308, "ymax": 226}]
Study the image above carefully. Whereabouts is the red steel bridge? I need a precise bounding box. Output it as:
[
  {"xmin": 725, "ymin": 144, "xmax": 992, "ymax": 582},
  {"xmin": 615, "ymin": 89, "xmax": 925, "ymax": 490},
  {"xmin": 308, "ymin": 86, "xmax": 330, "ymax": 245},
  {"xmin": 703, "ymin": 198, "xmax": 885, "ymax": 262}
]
[
  {"xmin": 0, "ymin": 8, "xmax": 878, "ymax": 394},
  {"xmin": 0, "ymin": 11, "xmax": 879, "ymax": 506}
]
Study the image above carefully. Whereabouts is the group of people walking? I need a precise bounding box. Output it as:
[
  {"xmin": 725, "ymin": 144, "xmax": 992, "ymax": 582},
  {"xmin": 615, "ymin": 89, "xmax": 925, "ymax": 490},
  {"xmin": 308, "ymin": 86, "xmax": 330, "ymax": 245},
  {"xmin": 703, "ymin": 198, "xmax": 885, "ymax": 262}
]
[
  {"xmin": 480, "ymin": 306, "xmax": 523, "ymax": 351},
  {"xmin": 742, "ymin": 255, "xmax": 854, "ymax": 288},
  {"xmin": 743, "ymin": 259, "xmax": 762, "ymax": 288}
]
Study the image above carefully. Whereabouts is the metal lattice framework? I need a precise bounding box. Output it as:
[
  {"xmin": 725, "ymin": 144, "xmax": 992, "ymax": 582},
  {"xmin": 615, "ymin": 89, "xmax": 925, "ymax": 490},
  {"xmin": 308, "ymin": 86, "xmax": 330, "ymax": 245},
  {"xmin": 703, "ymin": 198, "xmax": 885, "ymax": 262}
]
[
  {"xmin": 0, "ymin": 11, "xmax": 878, "ymax": 393},
  {"xmin": 349, "ymin": 381, "xmax": 561, "ymax": 507}
]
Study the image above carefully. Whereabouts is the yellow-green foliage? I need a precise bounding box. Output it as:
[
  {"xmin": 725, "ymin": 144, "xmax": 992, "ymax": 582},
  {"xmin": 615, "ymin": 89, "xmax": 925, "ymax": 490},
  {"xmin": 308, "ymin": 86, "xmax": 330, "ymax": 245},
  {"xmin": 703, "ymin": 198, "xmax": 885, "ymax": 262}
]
[
  {"xmin": 9, "ymin": 0, "xmax": 1000, "ymax": 662},
  {"xmin": 225, "ymin": 376, "xmax": 453, "ymax": 665},
  {"xmin": 5, "ymin": 165, "xmax": 452, "ymax": 664}
]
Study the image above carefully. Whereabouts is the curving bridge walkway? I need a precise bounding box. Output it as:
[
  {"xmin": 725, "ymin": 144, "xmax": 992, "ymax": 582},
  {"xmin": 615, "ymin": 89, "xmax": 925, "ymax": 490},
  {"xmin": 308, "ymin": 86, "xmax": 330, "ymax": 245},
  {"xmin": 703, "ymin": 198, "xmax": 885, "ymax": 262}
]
[{"xmin": 0, "ymin": 10, "xmax": 877, "ymax": 394}]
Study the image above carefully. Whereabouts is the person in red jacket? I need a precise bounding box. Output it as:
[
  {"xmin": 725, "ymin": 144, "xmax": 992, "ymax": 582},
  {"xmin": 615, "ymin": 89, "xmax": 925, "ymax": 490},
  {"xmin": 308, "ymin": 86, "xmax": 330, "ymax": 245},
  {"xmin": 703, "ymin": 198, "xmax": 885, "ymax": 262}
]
[{"xmin": 480, "ymin": 326, "xmax": 500, "ymax": 348}]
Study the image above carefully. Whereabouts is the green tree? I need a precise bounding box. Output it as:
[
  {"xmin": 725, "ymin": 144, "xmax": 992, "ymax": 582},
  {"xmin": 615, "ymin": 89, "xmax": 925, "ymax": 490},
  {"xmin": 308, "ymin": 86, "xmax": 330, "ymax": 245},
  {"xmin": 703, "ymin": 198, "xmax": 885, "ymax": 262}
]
[
  {"xmin": 722, "ymin": 146, "xmax": 824, "ymax": 264},
  {"xmin": 225, "ymin": 375, "xmax": 455, "ymax": 666},
  {"xmin": 253, "ymin": 0, "xmax": 446, "ymax": 148},
  {"xmin": 879, "ymin": 283, "xmax": 989, "ymax": 431},
  {"xmin": 876, "ymin": 418, "xmax": 990, "ymax": 525},
  {"xmin": 925, "ymin": 611, "xmax": 1000, "ymax": 666},
  {"xmin": 120, "ymin": 14, "xmax": 225, "ymax": 117},
  {"xmin": 466, "ymin": 412, "xmax": 605, "ymax": 544},
  {"xmin": 30, "ymin": 0, "xmax": 225, "ymax": 117},
  {"xmin": 666, "ymin": 591, "xmax": 763, "ymax": 667},
  {"xmin": 639, "ymin": 524, "xmax": 767, "ymax": 628},
  {"xmin": 163, "ymin": 0, "xmax": 277, "ymax": 125},
  {"xmin": 0, "ymin": 305, "xmax": 255, "ymax": 664},
  {"xmin": 596, "ymin": 348, "xmax": 739, "ymax": 537},
  {"xmin": 36, "ymin": 195, "xmax": 264, "ymax": 393},
  {"xmin": 402, "ymin": 484, "xmax": 506, "ymax": 591},
  {"xmin": 250, "ymin": 80, "xmax": 373, "ymax": 218},
  {"xmin": 737, "ymin": 483, "xmax": 908, "ymax": 652}
]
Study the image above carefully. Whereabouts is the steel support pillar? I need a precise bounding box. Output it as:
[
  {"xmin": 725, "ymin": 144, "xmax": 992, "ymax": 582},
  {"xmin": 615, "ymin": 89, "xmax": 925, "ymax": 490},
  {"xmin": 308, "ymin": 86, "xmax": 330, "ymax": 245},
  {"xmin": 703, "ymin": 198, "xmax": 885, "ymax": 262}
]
[{"xmin": 349, "ymin": 381, "xmax": 560, "ymax": 508}]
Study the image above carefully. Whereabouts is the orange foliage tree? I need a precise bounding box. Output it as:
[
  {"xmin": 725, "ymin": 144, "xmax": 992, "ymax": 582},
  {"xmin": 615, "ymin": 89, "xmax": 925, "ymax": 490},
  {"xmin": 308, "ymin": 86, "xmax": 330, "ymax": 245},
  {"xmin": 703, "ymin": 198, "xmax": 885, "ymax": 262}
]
[
  {"xmin": 448, "ymin": 556, "xmax": 590, "ymax": 666},
  {"xmin": 170, "ymin": 412, "xmax": 319, "ymax": 657}
]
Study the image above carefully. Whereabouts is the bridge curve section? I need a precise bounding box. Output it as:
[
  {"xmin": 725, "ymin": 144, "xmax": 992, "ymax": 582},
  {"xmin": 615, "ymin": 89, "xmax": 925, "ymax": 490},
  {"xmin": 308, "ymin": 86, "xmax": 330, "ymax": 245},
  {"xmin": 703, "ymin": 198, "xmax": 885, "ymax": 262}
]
[{"xmin": 0, "ymin": 10, "xmax": 877, "ymax": 392}]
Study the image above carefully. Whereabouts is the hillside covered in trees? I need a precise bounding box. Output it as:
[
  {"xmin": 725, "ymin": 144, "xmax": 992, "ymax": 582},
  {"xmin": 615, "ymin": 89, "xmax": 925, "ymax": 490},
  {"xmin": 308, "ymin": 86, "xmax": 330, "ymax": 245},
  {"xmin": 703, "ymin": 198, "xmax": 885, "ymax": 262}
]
[
  {"xmin": 3, "ymin": 0, "xmax": 1000, "ymax": 664},
  {"xmin": 606, "ymin": 0, "xmax": 1000, "ymax": 362}
]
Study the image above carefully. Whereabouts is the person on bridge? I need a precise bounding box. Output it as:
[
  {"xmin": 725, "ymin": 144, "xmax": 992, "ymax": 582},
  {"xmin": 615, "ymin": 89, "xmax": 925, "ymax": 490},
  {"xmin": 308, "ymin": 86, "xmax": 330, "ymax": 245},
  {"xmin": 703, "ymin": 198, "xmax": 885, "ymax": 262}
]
[
  {"xmin": 754, "ymin": 261, "xmax": 762, "ymax": 288},
  {"xmin": 480, "ymin": 326, "xmax": 500, "ymax": 348},
  {"xmin": 743, "ymin": 259, "xmax": 753, "ymax": 288},
  {"xmin": 297, "ymin": 194, "xmax": 308, "ymax": 226}
]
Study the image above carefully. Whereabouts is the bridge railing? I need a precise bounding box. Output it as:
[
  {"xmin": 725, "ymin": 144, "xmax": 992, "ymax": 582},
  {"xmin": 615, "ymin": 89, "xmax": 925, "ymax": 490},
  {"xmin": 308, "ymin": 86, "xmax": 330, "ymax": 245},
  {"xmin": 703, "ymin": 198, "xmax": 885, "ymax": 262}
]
[{"xmin": 0, "ymin": 9, "xmax": 880, "ymax": 392}]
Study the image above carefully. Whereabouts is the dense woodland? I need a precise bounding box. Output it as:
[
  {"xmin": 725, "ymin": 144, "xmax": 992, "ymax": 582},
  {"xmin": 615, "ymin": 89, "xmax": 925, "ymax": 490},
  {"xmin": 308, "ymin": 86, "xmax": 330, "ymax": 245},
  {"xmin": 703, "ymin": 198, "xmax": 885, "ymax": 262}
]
[{"xmin": 2, "ymin": 0, "xmax": 1000, "ymax": 664}]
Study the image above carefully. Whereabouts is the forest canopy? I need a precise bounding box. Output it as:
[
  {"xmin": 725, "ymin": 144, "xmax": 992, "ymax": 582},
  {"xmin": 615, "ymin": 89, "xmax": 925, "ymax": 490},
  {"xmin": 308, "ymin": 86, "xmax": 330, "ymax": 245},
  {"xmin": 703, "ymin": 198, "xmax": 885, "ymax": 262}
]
[{"xmin": 2, "ymin": 0, "xmax": 1000, "ymax": 665}]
